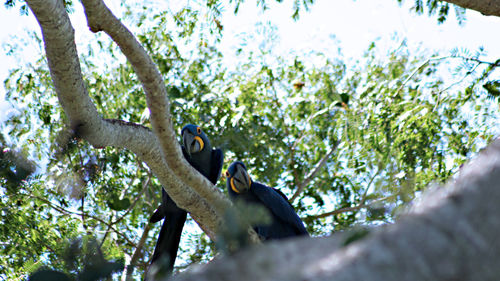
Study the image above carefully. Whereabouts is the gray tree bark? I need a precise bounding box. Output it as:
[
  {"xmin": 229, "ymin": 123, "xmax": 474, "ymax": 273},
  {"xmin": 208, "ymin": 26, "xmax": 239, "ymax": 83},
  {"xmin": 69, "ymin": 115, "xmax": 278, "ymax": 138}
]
[
  {"xmin": 170, "ymin": 139, "xmax": 500, "ymax": 281},
  {"xmin": 442, "ymin": 0, "xmax": 500, "ymax": 17}
]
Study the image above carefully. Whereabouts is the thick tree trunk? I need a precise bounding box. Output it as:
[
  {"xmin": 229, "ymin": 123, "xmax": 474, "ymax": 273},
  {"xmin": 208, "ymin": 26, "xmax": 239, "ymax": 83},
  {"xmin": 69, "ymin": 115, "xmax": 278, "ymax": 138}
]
[
  {"xmin": 170, "ymin": 139, "xmax": 500, "ymax": 281},
  {"xmin": 442, "ymin": 0, "xmax": 500, "ymax": 17}
]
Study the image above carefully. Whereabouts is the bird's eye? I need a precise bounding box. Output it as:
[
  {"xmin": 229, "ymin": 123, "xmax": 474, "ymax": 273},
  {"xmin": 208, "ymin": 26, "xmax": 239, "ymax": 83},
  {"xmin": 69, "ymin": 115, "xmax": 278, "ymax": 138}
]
[
  {"xmin": 225, "ymin": 171, "xmax": 230, "ymax": 178},
  {"xmin": 197, "ymin": 127, "xmax": 202, "ymax": 134}
]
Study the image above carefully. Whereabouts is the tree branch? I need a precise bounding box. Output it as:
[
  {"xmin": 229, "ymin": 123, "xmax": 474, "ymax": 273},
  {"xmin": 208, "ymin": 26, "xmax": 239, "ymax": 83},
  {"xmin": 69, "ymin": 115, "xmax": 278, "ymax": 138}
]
[
  {"xmin": 112, "ymin": 172, "xmax": 151, "ymax": 226},
  {"xmin": 397, "ymin": 55, "xmax": 499, "ymax": 95},
  {"xmin": 99, "ymin": 172, "xmax": 150, "ymax": 248},
  {"xmin": 396, "ymin": 56, "xmax": 449, "ymax": 94},
  {"xmin": 80, "ymin": 0, "xmax": 231, "ymax": 217},
  {"xmin": 25, "ymin": 0, "xmax": 101, "ymax": 129},
  {"xmin": 28, "ymin": 194, "xmax": 136, "ymax": 248},
  {"xmin": 309, "ymin": 168, "xmax": 380, "ymax": 221},
  {"xmin": 122, "ymin": 221, "xmax": 153, "ymax": 281},
  {"xmin": 25, "ymin": 0, "xmax": 223, "ymax": 237},
  {"xmin": 308, "ymin": 194, "xmax": 396, "ymax": 220},
  {"xmin": 441, "ymin": 0, "xmax": 500, "ymax": 17},
  {"xmin": 290, "ymin": 141, "xmax": 339, "ymax": 202}
]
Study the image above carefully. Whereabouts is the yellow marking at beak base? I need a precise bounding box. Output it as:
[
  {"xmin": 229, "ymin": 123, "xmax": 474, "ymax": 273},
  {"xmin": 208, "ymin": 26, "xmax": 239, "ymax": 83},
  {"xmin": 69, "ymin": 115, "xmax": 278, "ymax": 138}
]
[
  {"xmin": 194, "ymin": 136, "xmax": 204, "ymax": 151},
  {"xmin": 230, "ymin": 177, "xmax": 240, "ymax": 194}
]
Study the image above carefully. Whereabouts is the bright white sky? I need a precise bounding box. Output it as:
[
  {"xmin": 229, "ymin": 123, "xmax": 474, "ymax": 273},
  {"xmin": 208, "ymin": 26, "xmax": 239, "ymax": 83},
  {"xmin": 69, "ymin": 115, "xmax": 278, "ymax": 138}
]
[
  {"xmin": 1, "ymin": 0, "xmax": 500, "ymax": 122},
  {"xmin": 220, "ymin": 0, "xmax": 500, "ymax": 62},
  {"xmin": 1, "ymin": 0, "xmax": 500, "ymax": 123}
]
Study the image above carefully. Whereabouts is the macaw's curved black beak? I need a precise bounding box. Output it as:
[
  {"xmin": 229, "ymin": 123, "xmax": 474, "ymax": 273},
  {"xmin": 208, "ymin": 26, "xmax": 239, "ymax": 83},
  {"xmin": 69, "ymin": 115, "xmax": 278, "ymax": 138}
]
[
  {"xmin": 230, "ymin": 164, "xmax": 252, "ymax": 194},
  {"xmin": 183, "ymin": 131, "xmax": 204, "ymax": 157}
]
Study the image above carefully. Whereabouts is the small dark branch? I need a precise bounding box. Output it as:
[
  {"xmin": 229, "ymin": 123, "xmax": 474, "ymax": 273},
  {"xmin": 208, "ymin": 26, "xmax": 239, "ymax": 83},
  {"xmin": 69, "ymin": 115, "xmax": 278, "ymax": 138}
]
[
  {"xmin": 289, "ymin": 154, "xmax": 300, "ymax": 194},
  {"xmin": 291, "ymin": 122, "xmax": 313, "ymax": 152},
  {"xmin": 131, "ymin": 222, "xmax": 152, "ymax": 267},
  {"xmin": 456, "ymin": 56, "xmax": 500, "ymax": 67},
  {"xmin": 358, "ymin": 168, "xmax": 381, "ymax": 206},
  {"xmin": 439, "ymin": 62, "xmax": 481, "ymax": 94},
  {"xmin": 310, "ymin": 171, "xmax": 391, "ymax": 220},
  {"xmin": 99, "ymin": 213, "xmax": 115, "ymax": 248},
  {"xmin": 290, "ymin": 140, "xmax": 340, "ymax": 203},
  {"xmin": 397, "ymin": 55, "xmax": 499, "ymax": 94},
  {"xmin": 81, "ymin": 196, "xmax": 87, "ymax": 232},
  {"xmin": 113, "ymin": 173, "xmax": 151, "ymax": 225},
  {"xmin": 291, "ymin": 107, "xmax": 339, "ymax": 152},
  {"xmin": 396, "ymin": 56, "xmax": 450, "ymax": 94},
  {"xmin": 105, "ymin": 118, "xmax": 151, "ymax": 131},
  {"xmin": 311, "ymin": 205, "xmax": 366, "ymax": 219},
  {"xmin": 308, "ymin": 194, "xmax": 397, "ymax": 220},
  {"xmin": 28, "ymin": 194, "xmax": 136, "ymax": 248},
  {"xmin": 122, "ymin": 221, "xmax": 153, "ymax": 280},
  {"xmin": 99, "ymin": 166, "xmax": 150, "ymax": 249},
  {"xmin": 290, "ymin": 115, "xmax": 318, "ymax": 152},
  {"xmin": 79, "ymin": 143, "xmax": 86, "ymax": 231}
]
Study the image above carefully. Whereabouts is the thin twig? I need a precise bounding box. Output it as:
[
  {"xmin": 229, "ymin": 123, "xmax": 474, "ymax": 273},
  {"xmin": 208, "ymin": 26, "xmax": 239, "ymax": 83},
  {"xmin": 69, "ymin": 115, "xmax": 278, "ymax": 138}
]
[
  {"xmin": 98, "ymin": 161, "xmax": 152, "ymax": 248},
  {"xmin": 122, "ymin": 221, "xmax": 153, "ymax": 281},
  {"xmin": 27, "ymin": 194, "xmax": 136, "ymax": 248},
  {"xmin": 439, "ymin": 62, "xmax": 481, "ymax": 94},
  {"xmin": 99, "ymin": 213, "xmax": 115, "ymax": 248},
  {"xmin": 291, "ymin": 110, "xmax": 327, "ymax": 151},
  {"xmin": 397, "ymin": 55, "xmax": 499, "ymax": 95},
  {"xmin": 307, "ymin": 194, "xmax": 396, "ymax": 220},
  {"xmin": 396, "ymin": 56, "xmax": 450, "ymax": 94},
  {"xmin": 113, "ymin": 173, "xmax": 151, "ymax": 225},
  {"xmin": 453, "ymin": 55, "xmax": 500, "ymax": 67},
  {"xmin": 358, "ymin": 168, "xmax": 381, "ymax": 206},
  {"xmin": 290, "ymin": 140, "xmax": 340, "ymax": 203}
]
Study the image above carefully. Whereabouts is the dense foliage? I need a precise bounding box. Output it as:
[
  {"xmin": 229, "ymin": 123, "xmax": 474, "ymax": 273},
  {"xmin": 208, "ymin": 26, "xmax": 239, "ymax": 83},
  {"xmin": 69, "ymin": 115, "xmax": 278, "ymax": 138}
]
[{"xmin": 1, "ymin": 0, "xmax": 499, "ymax": 280}]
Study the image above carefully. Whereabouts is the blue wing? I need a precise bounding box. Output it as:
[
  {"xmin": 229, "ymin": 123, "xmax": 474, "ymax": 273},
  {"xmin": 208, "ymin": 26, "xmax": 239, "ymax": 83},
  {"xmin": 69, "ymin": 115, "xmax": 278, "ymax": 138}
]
[
  {"xmin": 209, "ymin": 148, "xmax": 224, "ymax": 185},
  {"xmin": 251, "ymin": 182, "xmax": 308, "ymax": 235}
]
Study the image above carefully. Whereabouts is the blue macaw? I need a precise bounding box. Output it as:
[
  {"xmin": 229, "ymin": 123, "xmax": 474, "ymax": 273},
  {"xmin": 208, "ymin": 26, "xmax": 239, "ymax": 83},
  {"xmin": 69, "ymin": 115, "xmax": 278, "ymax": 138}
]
[
  {"xmin": 149, "ymin": 124, "xmax": 223, "ymax": 273},
  {"xmin": 225, "ymin": 161, "xmax": 308, "ymax": 240}
]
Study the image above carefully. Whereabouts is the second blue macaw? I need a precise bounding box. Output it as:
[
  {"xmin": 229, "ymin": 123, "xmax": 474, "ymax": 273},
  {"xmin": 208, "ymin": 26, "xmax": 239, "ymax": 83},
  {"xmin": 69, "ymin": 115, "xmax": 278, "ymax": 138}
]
[{"xmin": 225, "ymin": 161, "xmax": 308, "ymax": 240}]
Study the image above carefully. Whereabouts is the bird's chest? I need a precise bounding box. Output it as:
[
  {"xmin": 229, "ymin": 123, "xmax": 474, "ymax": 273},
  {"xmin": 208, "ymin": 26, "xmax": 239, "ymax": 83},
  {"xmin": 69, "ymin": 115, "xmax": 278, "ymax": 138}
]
[
  {"xmin": 186, "ymin": 157, "xmax": 211, "ymax": 178},
  {"xmin": 239, "ymin": 192, "xmax": 260, "ymax": 203}
]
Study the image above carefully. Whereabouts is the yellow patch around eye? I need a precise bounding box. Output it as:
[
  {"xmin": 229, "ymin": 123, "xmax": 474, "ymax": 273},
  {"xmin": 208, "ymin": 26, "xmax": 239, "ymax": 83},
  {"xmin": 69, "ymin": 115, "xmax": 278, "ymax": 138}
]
[
  {"xmin": 225, "ymin": 171, "xmax": 230, "ymax": 178},
  {"xmin": 194, "ymin": 136, "xmax": 204, "ymax": 151},
  {"xmin": 197, "ymin": 127, "xmax": 202, "ymax": 134},
  {"xmin": 230, "ymin": 177, "xmax": 240, "ymax": 194}
]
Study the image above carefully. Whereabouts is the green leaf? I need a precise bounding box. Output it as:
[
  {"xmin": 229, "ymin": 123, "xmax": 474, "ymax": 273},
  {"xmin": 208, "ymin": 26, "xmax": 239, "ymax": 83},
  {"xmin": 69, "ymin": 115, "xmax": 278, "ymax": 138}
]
[
  {"xmin": 483, "ymin": 81, "xmax": 500, "ymax": 99},
  {"xmin": 29, "ymin": 269, "xmax": 72, "ymax": 281},
  {"xmin": 107, "ymin": 194, "xmax": 131, "ymax": 211}
]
